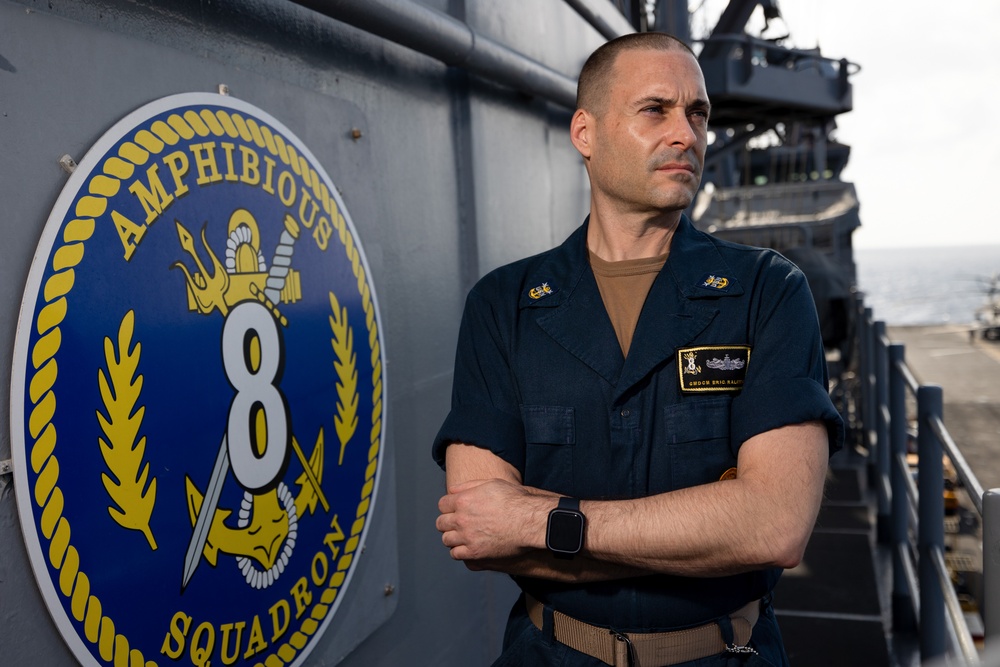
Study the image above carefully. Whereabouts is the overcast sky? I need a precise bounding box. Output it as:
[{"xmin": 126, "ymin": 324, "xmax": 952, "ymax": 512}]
[{"xmin": 698, "ymin": 0, "xmax": 1000, "ymax": 249}]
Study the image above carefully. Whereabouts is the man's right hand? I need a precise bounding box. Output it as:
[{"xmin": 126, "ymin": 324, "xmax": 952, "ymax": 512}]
[{"xmin": 436, "ymin": 477, "xmax": 552, "ymax": 561}]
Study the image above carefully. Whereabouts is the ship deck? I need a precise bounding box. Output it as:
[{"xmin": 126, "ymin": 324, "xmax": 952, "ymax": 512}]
[
  {"xmin": 773, "ymin": 446, "xmax": 904, "ymax": 666},
  {"xmin": 774, "ymin": 324, "xmax": 1000, "ymax": 666}
]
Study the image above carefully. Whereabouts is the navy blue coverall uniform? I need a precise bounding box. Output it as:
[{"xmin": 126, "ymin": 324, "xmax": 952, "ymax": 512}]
[{"xmin": 433, "ymin": 216, "xmax": 845, "ymax": 666}]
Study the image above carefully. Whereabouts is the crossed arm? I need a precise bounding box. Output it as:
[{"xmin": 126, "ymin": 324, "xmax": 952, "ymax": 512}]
[{"xmin": 435, "ymin": 420, "xmax": 829, "ymax": 582}]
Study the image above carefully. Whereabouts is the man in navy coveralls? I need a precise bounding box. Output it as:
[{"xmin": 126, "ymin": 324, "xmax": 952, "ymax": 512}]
[{"xmin": 433, "ymin": 32, "xmax": 843, "ymax": 667}]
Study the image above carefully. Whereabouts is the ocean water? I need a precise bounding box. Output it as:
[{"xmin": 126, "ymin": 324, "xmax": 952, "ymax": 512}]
[{"xmin": 855, "ymin": 245, "xmax": 1000, "ymax": 326}]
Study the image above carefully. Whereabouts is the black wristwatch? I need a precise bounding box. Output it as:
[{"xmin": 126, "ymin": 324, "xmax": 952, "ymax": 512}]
[{"xmin": 546, "ymin": 497, "xmax": 586, "ymax": 559}]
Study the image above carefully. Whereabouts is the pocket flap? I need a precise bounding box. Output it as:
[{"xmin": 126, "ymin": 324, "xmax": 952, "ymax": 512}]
[
  {"xmin": 663, "ymin": 396, "xmax": 731, "ymax": 443},
  {"xmin": 521, "ymin": 405, "xmax": 576, "ymax": 445}
]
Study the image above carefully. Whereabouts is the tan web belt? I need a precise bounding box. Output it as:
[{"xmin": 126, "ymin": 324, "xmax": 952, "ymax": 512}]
[{"xmin": 526, "ymin": 594, "xmax": 760, "ymax": 667}]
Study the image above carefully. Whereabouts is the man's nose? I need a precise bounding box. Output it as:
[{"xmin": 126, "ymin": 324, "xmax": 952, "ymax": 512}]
[{"xmin": 664, "ymin": 110, "xmax": 697, "ymax": 148}]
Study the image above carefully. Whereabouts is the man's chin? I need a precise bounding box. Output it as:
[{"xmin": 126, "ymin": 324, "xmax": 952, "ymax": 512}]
[{"xmin": 651, "ymin": 191, "xmax": 696, "ymax": 212}]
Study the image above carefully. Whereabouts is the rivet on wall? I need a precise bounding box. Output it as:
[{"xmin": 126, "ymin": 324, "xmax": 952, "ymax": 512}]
[{"xmin": 58, "ymin": 154, "xmax": 77, "ymax": 174}]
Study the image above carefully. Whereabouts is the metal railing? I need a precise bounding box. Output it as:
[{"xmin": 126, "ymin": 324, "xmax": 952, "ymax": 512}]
[{"xmin": 855, "ymin": 294, "xmax": 986, "ymax": 664}]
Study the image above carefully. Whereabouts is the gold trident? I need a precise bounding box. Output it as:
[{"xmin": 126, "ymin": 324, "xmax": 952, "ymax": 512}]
[{"xmin": 172, "ymin": 220, "xmax": 231, "ymax": 317}]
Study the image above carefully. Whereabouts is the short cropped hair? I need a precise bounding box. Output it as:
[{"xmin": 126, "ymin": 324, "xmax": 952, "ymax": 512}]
[{"xmin": 576, "ymin": 32, "xmax": 695, "ymax": 114}]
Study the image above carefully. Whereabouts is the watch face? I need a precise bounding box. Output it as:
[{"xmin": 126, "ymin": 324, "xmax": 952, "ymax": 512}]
[{"xmin": 547, "ymin": 511, "xmax": 584, "ymax": 553}]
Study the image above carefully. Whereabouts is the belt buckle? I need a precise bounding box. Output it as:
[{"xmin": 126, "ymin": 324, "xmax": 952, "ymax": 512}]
[{"xmin": 610, "ymin": 629, "xmax": 639, "ymax": 667}]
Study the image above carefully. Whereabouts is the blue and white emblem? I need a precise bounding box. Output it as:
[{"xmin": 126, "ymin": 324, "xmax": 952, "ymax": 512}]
[{"xmin": 10, "ymin": 94, "xmax": 386, "ymax": 667}]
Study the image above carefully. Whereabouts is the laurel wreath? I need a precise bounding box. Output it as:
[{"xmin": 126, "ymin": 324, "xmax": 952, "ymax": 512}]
[
  {"xmin": 97, "ymin": 309, "xmax": 158, "ymax": 550},
  {"xmin": 25, "ymin": 104, "xmax": 385, "ymax": 667},
  {"xmin": 329, "ymin": 291, "xmax": 359, "ymax": 465}
]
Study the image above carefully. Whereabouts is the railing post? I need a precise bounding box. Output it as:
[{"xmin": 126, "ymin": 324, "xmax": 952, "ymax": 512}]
[
  {"xmin": 984, "ymin": 490, "xmax": 1000, "ymax": 645},
  {"xmin": 874, "ymin": 321, "xmax": 890, "ymax": 543},
  {"xmin": 889, "ymin": 343, "xmax": 915, "ymax": 631},
  {"xmin": 860, "ymin": 306, "xmax": 875, "ymax": 483},
  {"xmin": 918, "ymin": 385, "xmax": 946, "ymax": 660}
]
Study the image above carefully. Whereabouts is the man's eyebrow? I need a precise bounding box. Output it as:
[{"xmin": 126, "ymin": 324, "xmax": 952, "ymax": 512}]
[
  {"xmin": 633, "ymin": 96, "xmax": 675, "ymax": 108},
  {"xmin": 632, "ymin": 96, "xmax": 712, "ymax": 112}
]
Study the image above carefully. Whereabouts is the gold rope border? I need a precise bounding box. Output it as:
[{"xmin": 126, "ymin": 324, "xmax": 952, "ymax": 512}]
[{"xmin": 25, "ymin": 102, "xmax": 384, "ymax": 667}]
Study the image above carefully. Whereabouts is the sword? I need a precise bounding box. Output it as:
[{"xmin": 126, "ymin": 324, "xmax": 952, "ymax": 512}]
[{"xmin": 181, "ymin": 434, "xmax": 229, "ymax": 591}]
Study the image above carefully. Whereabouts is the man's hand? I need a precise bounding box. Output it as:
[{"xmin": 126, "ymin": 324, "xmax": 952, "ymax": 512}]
[
  {"xmin": 436, "ymin": 478, "xmax": 554, "ymax": 561},
  {"xmin": 435, "ymin": 446, "xmax": 652, "ymax": 581}
]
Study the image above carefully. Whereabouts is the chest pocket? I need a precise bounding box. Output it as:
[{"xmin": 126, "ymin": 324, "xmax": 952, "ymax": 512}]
[
  {"xmin": 521, "ymin": 405, "xmax": 575, "ymax": 493},
  {"xmin": 662, "ymin": 396, "xmax": 734, "ymax": 492}
]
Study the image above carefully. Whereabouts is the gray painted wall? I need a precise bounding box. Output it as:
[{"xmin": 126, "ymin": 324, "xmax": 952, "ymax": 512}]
[{"xmin": 0, "ymin": 0, "xmax": 603, "ymax": 665}]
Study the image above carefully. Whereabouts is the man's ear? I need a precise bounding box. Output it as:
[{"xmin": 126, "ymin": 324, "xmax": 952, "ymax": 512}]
[{"xmin": 570, "ymin": 109, "xmax": 593, "ymax": 159}]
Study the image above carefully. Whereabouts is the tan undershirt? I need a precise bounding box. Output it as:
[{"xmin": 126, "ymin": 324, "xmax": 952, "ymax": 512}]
[{"xmin": 590, "ymin": 250, "xmax": 668, "ymax": 356}]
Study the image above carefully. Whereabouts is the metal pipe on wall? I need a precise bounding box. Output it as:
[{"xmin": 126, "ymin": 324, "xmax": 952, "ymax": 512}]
[
  {"xmin": 292, "ymin": 0, "xmax": 579, "ymax": 109},
  {"xmin": 562, "ymin": 0, "xmax": 635, "ymax": 39}
]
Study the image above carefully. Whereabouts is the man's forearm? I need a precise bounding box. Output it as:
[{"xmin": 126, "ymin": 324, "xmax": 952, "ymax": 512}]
[
  {"xmin": 451, "ymin": 475, "xmax": 804, "ymax": 577},
  {"xmin": 579, "ymin": 479, "xmax": 794, "ymax": 576},
  {"xmin": 461, "ymin": 550, "xmax": 654, "ymax": 582},
  {"xmin": 580, "ymin": 422, "xmax": 828, "ymax": 575},
  {"xmin": 438, "ymin": 422, "xmax": 829, "ymax": 579}
]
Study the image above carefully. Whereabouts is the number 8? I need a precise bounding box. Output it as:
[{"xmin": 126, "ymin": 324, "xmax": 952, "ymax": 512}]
[{"xmin": 222, "ymin": 301, "xmax": 290, "ymax": 492}]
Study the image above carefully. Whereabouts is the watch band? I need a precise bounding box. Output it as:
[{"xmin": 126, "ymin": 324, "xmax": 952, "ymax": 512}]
[{"xmin": 558, "ymin": 497, "xmax": 580, "ymax": 512}]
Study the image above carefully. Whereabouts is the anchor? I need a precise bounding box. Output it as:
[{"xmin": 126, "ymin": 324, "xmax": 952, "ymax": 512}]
[{"xmin": 183, "ymin": 428, "xmax": 326, "ymax": 572}]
